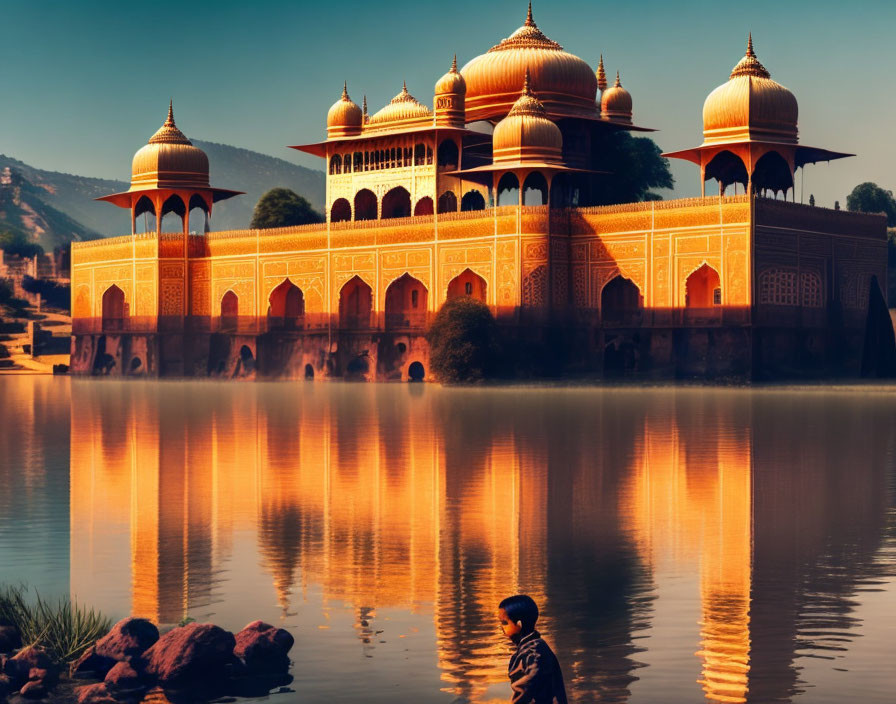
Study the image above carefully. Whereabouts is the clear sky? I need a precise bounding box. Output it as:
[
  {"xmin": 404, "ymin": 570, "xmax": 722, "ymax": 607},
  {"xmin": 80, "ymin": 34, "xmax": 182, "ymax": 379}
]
[{"xmin": 1, "ymin": 0, "xmax": 893, "ymax": 207}]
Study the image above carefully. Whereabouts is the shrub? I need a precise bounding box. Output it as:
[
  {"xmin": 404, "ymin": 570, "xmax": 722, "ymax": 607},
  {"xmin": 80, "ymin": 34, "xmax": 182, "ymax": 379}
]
[
  {"xmin": 426, "ymin": 297, "xmax": 501, "ymax": 383},
  {"xmin": 0, "ymin": 584, "xmax": 112, "ymax": 663}
]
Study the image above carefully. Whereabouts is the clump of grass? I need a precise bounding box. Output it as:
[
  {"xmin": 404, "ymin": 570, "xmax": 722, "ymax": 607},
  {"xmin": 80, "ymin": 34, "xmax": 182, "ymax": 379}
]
[{"xmin": 0, "ymin": 584, "xmax": 112, "ymax": 663}]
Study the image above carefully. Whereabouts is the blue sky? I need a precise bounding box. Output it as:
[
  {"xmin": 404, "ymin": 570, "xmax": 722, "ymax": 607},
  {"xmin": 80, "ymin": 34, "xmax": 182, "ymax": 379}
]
[{"xmin": 1, "ymin": 0, "xmax": 893, "ymax": 206}]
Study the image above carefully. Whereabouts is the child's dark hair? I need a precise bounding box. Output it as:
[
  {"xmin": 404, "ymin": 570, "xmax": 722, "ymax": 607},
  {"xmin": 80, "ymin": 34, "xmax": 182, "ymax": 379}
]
[{"xmin": 499, "ymin": 594, "xmax": 539, "ymax": 631}]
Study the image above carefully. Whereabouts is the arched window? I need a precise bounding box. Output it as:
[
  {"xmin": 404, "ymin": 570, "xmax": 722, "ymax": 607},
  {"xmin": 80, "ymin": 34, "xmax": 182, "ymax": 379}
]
[
  {"xmin": 497, "ymin": 172, "xmax": 520, "ymax": 207},
  {"xmin": 461, "ymin": 190, "xmax": 486, "ymax": 211},
  {"xmin": 133, "ymin": 195, "xmax": 156, "ymax": 234},
  {"xmin": 414, "ymin": 143, "xmax": 426, "ymax": 165},
  {"xmin": 414, "ymin": 197, "xmax": 434, "ymax": 216},
  {"xmin": 447, "ymin": 269, "xmax": 487, "ymax": 302},
  {"xmin": 101, "ymin": 285, "xmax": 126, "ymax": 331},
  {"xmin": 354, "ymin": 189, "xmax": 378, "ymax": 220},
  {"xmin": 801, "ymin": 271, "xmax": 824, "ymax": 308},
  {"xmin": 523, "ymin": 172, "xmax": 548, "ymax": 206},
  {"xmin": 437, "ymin": 139, "xmax": 459, "ymax": 170},
  {"xmin": 437, "ymin": 191, "xmax": 458, "ymax": 213},
  {"xmin": 601, "ymin": 275, "xmax": 643, "ymax": 324},
  {"xmin": 354, "ymin": 152, "xmax": 363, "ymax": 172},
  {"xmin": 268, "ymin": 279, "xmax": 304, "ymax": 330},
  {"xmin": 759, "ymin": 269, "xmax": 798, "ymax": 305},
  {"xmin": 329, "ymin": 154, "xmax": 342, "ymax": 175},
  {"xmin": 685, "ymin": 264, "xmax": 721, "ymax": 308},
  {"xmin": 339, "ymin": 276, "xmax": 372, "ymax": 329},
  {"xmin": 382, "ymin": 186, "xmax": 411, "ymax": 219},
  {"xmin": 331, "ymin": 198, "xmax": 351, "ymax": 223},
  {"xmin": 385, "ymin": 274, "xmax": 428, "ymax": 329},
  {"xmin": 220, "ymin": 290, "xmax": 239, "ymax": 330},
  {"xmin": 187, "ymin": 194, "xmax": 210, "ymax": 234},
  {"xmin": 160, "ymin": 194, "xmax": 186, "ymax": 233}
]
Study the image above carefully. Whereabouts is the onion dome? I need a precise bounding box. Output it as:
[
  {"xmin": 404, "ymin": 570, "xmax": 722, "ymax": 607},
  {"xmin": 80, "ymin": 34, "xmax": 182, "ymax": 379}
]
[
  {"xmin": 600, "ymin": 72, "xmax": 633, "ymax": 124},
  {"xmin": 461, "ymin": 2, "xmax": 598, "ymax": 122},
  {"xmin": 596, "ymin": 54, "xmax": 607, "ymax": 93},
  {"xmin": 131, "ymin": 101, "xmax": 211, "ymax": 189},
  {"xmin": 367, "ymin": 82, "xmax": 433, "ymax": 129},
  {"xmin": 492, "ymin": 69, "xmax": 563, "ymax": 164},
  {"xmin": 435, "ymin": 55, "xmax": 467, "ymax": 96},
  {"xmin": 702, "ymin": 34, "xmax": 799, "ymax": 144},
  {"xmin": 327, "ymin": 82, "xmax": 363, "ymax": 138}
]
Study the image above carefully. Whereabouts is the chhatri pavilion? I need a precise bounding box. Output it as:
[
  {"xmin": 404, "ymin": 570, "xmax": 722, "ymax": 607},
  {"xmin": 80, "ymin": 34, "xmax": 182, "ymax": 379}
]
[{"xmin": 70, "ymin": 4, "xmax": 889, "ymax": 380}]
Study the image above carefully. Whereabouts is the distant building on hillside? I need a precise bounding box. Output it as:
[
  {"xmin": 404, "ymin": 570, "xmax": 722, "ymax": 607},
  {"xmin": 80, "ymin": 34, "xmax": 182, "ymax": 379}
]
[{"xmin": 69, "ymin": 5, "xmax": 891, "ymax": 380}]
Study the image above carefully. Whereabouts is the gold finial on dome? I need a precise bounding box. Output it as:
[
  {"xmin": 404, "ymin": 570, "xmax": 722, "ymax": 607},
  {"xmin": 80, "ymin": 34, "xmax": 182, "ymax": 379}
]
[
  {"xmin": 525, "ymin": 1, "xmax": 534, "ymax": 27},
  {"xmin": 341, "ymin": 81, "xmax": 349, "ymax": 100},
  {"xmin": 148, "ymin": 100, "xmax": 191, "ymax": 145},
  {"xmin": 362, "ymin": 95, "xmax": 368, "ymax": 121},
  {"xmin": 451, "ymin": 54, "xmax": 458, "ymax": 73},
  {"xmin": 601, "ymin": 70, "xmax": 633, "ymax": 124},
  {"xmin": 402, "ymin": 80, "xmax": 408, "ymax": 94},
  {"xmin": 488, "ymin": 1, "xmax": 562, "ymax": 51},
  {"xmin": 730, "ymin": 32, "xmax": 770, "ymax": 79},
  {"xmin": 597, "ymin": 55, "xmax": 607, "ymax": 92},
  {"xmin": 507, "ymin": 67, "xmax": 548, "ymax": 118}
]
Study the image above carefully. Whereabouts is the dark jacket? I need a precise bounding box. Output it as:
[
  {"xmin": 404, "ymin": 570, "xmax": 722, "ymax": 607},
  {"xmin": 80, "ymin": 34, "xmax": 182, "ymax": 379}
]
[{"xmin": 508, "ymin": 630, "xmax": 568, "ymax": 704}]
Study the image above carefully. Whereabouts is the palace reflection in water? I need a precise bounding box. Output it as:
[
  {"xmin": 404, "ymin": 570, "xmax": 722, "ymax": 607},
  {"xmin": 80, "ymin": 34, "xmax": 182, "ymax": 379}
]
[{"xmin": 61, "ymin": 381, "xmax": 895, "ymax": 703}]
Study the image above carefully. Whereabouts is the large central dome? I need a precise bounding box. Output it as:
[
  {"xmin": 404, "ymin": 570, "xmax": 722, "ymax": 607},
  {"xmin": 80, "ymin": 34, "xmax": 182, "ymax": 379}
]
[{"xmin": 461, "ymin": 3, "xmax": 598, "ymax": 123}]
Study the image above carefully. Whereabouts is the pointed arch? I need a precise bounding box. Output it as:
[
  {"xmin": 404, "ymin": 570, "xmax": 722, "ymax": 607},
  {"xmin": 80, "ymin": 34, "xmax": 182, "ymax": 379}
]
[
  {"xmin": 497, "ymin": 172, "xmax": 520, "ymax": 206},
  {"xmin": 354, "ymin": 189, "xmax": 377, "ymax": 220},
  {"xmin": 339, "ymin": 275, "xmax": 373, "ymax": 329},
  {"xmin": 385, "ymin": 273, "xmax": 428, "ymax": 329},
  {"xmin": 437, "ymin": 139, "xmax": 459, "ymax": 170},
  {"xmin": 447, "ymin": 268, "xmax": 487, "ymax": 303},
  {"xmin": 101, "ymin": 285, "xmax": 126, "ymax": 331},
  {"xmin": 382, "ymin": 186, "xmax": 411, "ymax": 219},
  {"xmin": 187, "ymin": 193, "xmax": 210, "ymax": 233},
  {"xmin": 268, "ymin": 279, "xmax": 305, "ymax": 330},
  {"xmin": 133, "ymin": 195, "xmax": 156, "ymax": 234},
  {"xmin": 331, "ymin": 198, "xmax": 351, "ymax": 223},
  {"xmin": 461, "ymin": 190, "xmax": 486, "ymax": 211},
  {"xmin": 414, "ymin": 196, "xmax": 434, "ymax": 216},
  {"xmin": 685, "ymin": 264, "xmax": 721, "ymax": 308},
  {"xmin": 437, "ymin": 190, "xmax": 458, "ymax": 213},
  {"xmin": 601, "ymin": 274, "xmax": 643, "ymax": 324},
  {"xmin": 220, "ymin": 290, "xmax": 239, "ymax": 330},
  {"xmin": 523, "ymin": 172, "xmax": 548, "ymax": 205},
  {"xmin": 160, "ymin": 194, "xmax": 186, "ymax": 232}
]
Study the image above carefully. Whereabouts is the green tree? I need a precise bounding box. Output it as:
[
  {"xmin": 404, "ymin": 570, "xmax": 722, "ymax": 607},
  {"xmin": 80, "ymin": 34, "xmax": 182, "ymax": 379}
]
[
  {"xmin": 250, "ymin": 188, "xmax": 324, "ymax": 229},
  {"xmin": 846, "ymin": 182, "xmax": 896, "ymax": 226},
  {"xmin": 0, "ymin": 227, "xmax": 44, "ymax": 259},
  {"xmin": 426, "ymin": 297, "xmax": 501, "ymax": 383},
  {"xmin": 590, "ymin": 132, "xmax": 674, "ymax": 205}
]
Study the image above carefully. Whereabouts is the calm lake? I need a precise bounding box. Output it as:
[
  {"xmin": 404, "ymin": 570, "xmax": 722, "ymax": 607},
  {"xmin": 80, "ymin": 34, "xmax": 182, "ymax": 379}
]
[{"xmin": 1, "ymin": 377, "xmax": 894, "ymax": 703}]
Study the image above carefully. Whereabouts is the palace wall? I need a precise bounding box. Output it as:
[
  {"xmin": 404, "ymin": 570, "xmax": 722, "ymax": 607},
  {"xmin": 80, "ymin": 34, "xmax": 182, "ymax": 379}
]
[{"xmin": 70, "ymin": 196, "xmax": 887, "ymax": 381}]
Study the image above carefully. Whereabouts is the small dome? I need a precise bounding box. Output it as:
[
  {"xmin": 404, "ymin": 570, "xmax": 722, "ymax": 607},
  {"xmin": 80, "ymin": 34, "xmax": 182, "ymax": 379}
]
[
  {"xmin": 600, "ymin": 72, "xmax": 632, "ymax": 124},
  {"xmin": 702, "ymin": 35, "xmax": 799, "ymax": 144},
  {"xmin": 461, "ymin": 3, "xmax": 598, "ymax": 122},
  {"xmin": 436, "ymin": 55, "xmax": 467, "ymax": 95},
  {"xmin": 131, "ymin": 101, "xmax": 210, "ymax": 189},
  {"xmin": 327, "ymin": 83, "xmax": 363, "ymax": 137},
  {"xmin": 492, "ymin": 70, "xmax": 563, "ymax": 164},
  {"xmin": 368, "ymin": 83, "xmax": 433, "ymax": 128}
]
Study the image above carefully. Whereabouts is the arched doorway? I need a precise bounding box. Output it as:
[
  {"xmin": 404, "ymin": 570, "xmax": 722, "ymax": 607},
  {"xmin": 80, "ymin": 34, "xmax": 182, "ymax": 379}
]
[
  {"xmin": 601, "ymin": 275, "xmax": 643, "ymax": 324},
  {"xmin": 447, "ymin": 269, "xmax": 487, "ymax": 302},
  {"xmin": 497, "ymin": 172, "xmax": 520, "ymax": 206},
  {"xmin": 101, "ymin": 285, "xmax": 126, "ymax": 331},
  {"xmin": 437, "ymin": 191, "xmax": 458, "ymax": 213},
  {"xmin": 354, "ymin": 189, "xmax": 377, "ymax": 220},
  {"xmin": 221, "ymin": 290, "xmax": 239, "ymax": 330},
  {"xmin": 382, "ymin": 187, "xmax": 411, "ymax": 219},
  {"xmin": 385, "ymin": 274, "xmax": 428, "ymax": 329},
  {"xmin": 461, "ymin": 190, "xmax": 486, "ymax": 211},
  {"xmin": 414, "ymin": 196, "xmax": 434, "ymax": 216},
  {"xmin": 331, "ymin": 198, "xmax": 351, "ymax": 222},
  {"xmin": 268, "ymin": 279, "xmax": 304, "ymax": 330},
  {"xmin": 523, "ymin": 172, "xmax": 548, "ymax": 205},
  {"xmin": 339, "ymin": 276, "xmax": 372, "ymax": 329},
  {"xmin": 685, "ymin": 264, "xmax": 721, "ymax": 308},
  {"xmin": 408, "ymin": 361, "xmax": 425, "ymax": 382}
]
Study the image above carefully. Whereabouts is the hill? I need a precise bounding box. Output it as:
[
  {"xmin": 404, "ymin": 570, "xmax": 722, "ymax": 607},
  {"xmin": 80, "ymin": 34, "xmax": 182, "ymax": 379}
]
[{"xmin": 0, "ymin": 143, "xmax": 324, "ymax": 243}]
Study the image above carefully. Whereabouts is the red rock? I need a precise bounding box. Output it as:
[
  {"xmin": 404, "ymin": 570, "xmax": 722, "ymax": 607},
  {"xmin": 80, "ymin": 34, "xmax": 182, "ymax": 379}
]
[
  {"xmin": 94, "ymin": 618, "xmax": 159, "ymax": 661},
  {"xmin": 19, "ymin": 679, "xmax": 47, "ymax": 699},
  {"xmin": 233, "ymin": 621, "xmax": 294, "ymax": 673},
  {"xmin": 76, "ymin": 682, "xmax": 119, "ymax": 703},
  {"xmin": 69, "ymin": 646, "xmax": 116, "ymax": 679},
  {"xmin": 142, "ymin": 623, "xmax": 235, "ymax": 684},
  {"xmin": 104, "ymin": 660, "xmax": 142, "ymax": 690},
  {"xmin": 11, "ymin": 646, "xmax": 52, "ymax": 672},
  {"xmin": 0, "ymin": 624, "xmax": 21, "ymax": 654}
]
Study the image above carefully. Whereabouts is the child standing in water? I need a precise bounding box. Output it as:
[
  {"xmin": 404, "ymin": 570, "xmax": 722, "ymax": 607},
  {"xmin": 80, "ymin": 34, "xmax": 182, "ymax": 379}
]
[{"xmin": 498, "ymin": 595, "xmax": 568, "ymax": 704}]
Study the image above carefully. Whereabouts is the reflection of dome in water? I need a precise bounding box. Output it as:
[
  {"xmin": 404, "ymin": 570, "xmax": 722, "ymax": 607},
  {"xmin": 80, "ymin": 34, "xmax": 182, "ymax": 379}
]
[
  {"xmin": 131, "ymin": 101, "xmax": 211, "ymax": 189},
  {"xmin": 492, "ymin": 70, "xmax": 563, "ymax": 164},
  {"xmin": 702, "ymin": 34, "xmax": 799, "ymax": 144},
  {"xmin": 327, "ymin": 82, "xmax": 363, "ymax": 138},
  {"xmin": 461, "ymin": 2, "xmax": 598, "ymax": 122}
]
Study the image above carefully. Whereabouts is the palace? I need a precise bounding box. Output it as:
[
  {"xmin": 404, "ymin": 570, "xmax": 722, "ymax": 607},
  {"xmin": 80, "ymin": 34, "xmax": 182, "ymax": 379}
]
[{"xmin": 70, "ymin": 5, "xmax": 890, "ymax": 380}]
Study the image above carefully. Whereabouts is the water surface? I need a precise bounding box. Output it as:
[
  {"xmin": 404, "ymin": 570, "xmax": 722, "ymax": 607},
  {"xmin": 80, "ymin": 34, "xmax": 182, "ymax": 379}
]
[{"xmin": 1, "ymin": 377, "xmax": 894, "ymax": 703}]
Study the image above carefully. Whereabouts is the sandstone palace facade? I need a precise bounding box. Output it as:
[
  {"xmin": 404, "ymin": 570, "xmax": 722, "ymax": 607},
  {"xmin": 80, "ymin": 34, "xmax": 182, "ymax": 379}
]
[{"xmin": 70, "ymin": 6, "xmax": 890, "ymax": 380}]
